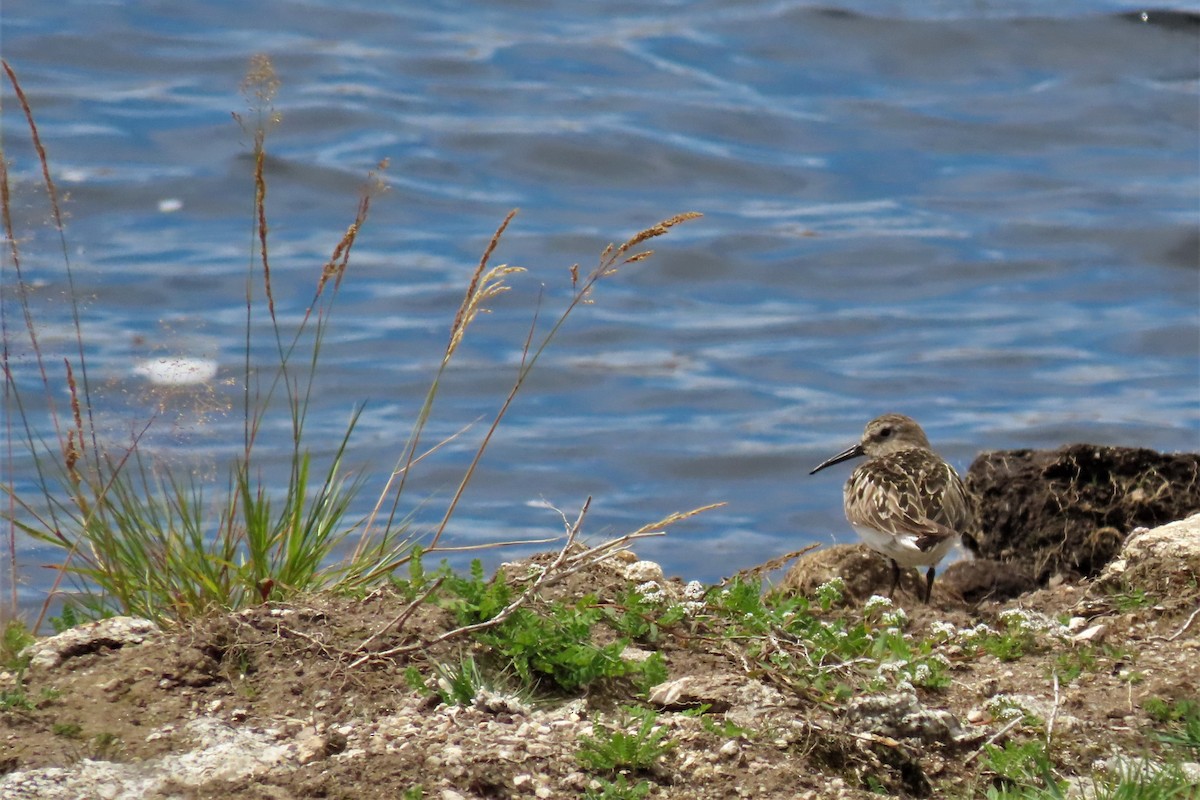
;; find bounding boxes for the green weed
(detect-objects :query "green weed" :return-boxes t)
[576,706,675,775]
[1144,698,1200,752]
[52,721,82,738]
[1,619,34,671]
[584,775,653,800]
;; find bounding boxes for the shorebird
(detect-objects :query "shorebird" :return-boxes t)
[809,413,971,603]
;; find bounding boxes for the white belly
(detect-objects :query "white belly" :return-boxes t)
[851,524,959,568]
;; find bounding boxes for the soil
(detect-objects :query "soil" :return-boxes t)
[964,445,1200,583]
[2,446,1199,800]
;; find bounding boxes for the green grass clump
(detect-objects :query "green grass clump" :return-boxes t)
[698,578,953,699]
[576,706,676,774]
[1,619,34,671]
[442,559,669,694]
[584,775,653,800]
[1145,698,1200,752]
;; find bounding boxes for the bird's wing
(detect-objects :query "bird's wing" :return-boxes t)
[844,456,968,550]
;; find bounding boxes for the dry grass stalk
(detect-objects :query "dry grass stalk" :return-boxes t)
[717,543,821,588]
[446,209,523,363]
[423,212,702,552]
[317,160,389,302]
[235,54,282,320]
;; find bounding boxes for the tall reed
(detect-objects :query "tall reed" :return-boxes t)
[1,55,700,628]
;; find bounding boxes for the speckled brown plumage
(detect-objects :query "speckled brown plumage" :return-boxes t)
[810,413,972,603]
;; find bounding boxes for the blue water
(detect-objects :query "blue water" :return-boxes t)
[3,1,1197,613]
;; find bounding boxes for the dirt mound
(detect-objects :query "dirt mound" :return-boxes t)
[4,519,1200,799]
[964,445,1200,584]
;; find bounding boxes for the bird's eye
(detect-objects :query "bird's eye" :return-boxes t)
[878,427,892,438]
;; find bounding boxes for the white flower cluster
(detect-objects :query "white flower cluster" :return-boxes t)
[819,620,850,641]
[955,622,998,643]
[997,608,1072,640]
[929,621,958,641]
[635,581,666,605]
[863,595,894,614]
[881,607,909,629]
[984,693,1040,724]
[681,580,706,616]
[815,576,845,606]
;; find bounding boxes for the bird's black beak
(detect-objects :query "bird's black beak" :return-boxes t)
[809,443,865,475]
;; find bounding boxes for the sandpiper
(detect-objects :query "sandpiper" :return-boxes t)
[809,413,971,603]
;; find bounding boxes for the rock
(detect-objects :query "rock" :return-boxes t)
[776,544,912,601]
[965,446,1200,583]
[648,673,785,718]
[1072,624,1107,644]
[294,727,347,764]
[21,617,158,670]
[843,692,980,745]
[0,716,295,798]
[1096,513,1200,595]
[622,560,665,583]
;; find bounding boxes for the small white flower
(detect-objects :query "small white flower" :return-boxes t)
[864,595,894,613]
[882,608,909,628]
[636,581,665,604]
[817,576,845,593]
[930,621,957,640]
[683,580,706,600]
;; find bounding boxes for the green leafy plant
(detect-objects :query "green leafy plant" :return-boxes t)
[1,619,34,671]
[1144,698,1200,752]
[435,559,667,695]
[682,705,749,739]
[52,722,82,738]
[431,655,488,707]
[982,739,1065,799]
[0,688,34,711]
[584,775,653,800]
[1110,585,1155,613]
[576,706,676,775]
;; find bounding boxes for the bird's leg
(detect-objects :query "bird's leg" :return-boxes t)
[888,559,900,598]
[923,566,936,604]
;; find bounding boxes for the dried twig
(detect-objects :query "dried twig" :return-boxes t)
[347,497,593,668]
[965,717,1023,764]
[715,543,820,588]
[1046,669,1061,747]
[1165,605,1200,642]
[354,575,447,656]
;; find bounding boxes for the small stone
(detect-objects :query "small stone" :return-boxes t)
[21,616,158,670]
[513,774,532,788]
[1073,624,1107,644]
[718,739,741,759]
[623,560,665,583]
